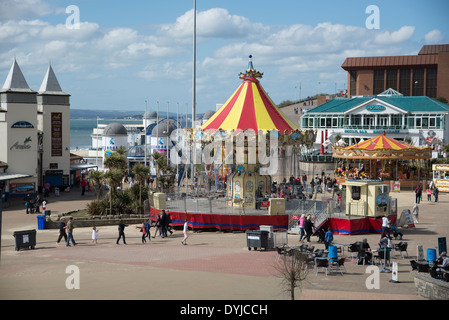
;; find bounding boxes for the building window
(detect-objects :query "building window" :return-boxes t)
[426,68,437,98]
[413,68,424,96]
[391,115,402,127]
[373,69,385,95]
[399,69,411,96]
[350,71,357,96]
[386,69,397,90]
[351,115,361,126]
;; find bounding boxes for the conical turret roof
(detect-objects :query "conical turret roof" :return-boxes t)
[1,59,34,92]
[201,55,298,133]
[39,64,69,95]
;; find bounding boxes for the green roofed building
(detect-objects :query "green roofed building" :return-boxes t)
[300,88,449,154]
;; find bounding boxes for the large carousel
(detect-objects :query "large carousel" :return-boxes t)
[150,56,316,231]
[332,132,432,182]
[195,55,315,209]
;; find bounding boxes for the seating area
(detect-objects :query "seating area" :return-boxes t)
[275,243,347,276]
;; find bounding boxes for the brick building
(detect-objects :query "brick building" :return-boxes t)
[342,44,449,102]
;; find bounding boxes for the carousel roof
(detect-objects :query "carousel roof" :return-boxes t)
[345,133,415,151]
[201,55,298,133]
[332,133,432,160]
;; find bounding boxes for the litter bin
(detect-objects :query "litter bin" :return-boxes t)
[427,248,437,263]
[44,210,51,216]
[37,214,46,230]
[328,245,338,262]
[13,229,36,251]
[246,230,269,251]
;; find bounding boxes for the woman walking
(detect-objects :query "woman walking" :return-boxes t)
[181,219,189,245]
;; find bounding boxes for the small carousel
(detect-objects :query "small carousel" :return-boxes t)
[332,132,432,182]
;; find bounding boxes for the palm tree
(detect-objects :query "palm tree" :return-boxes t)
[132,163,150,214]
[88,169,105,200]
[104,169,125,215]
[151,151,175,192]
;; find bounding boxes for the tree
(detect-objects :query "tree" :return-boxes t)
[104,169,125,215]
[274,251,309,300]
[151,151,175,192]
[88,169,105,200]
[132,163,150,214]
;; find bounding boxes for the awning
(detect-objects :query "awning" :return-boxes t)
[70,164,99,170]
[0,173,32,182]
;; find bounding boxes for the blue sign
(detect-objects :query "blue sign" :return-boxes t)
[11,121,34,128]
[366,105,385,112]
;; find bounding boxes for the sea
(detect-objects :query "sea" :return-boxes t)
[70,119,141,151]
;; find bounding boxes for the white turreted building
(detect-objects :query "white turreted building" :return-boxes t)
[0,59,71,200]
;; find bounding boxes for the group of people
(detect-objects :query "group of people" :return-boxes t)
[414,184,439,204]
[24,194,47,214]
[297,214,315,243]
[56,210,191,247]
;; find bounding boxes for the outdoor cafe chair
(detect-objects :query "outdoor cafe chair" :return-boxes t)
[314,258,330,276]
[330,258,346,275]
[393,242,409,259]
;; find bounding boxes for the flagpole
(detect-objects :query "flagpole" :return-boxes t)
[145,100,147,167]
[192,0,197,184]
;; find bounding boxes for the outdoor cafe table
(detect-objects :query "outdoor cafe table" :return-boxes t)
[334,243,350,257]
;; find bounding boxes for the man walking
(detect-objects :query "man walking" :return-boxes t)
[57,218,67,244]
[116,220,128,245]
[66,217,76,247]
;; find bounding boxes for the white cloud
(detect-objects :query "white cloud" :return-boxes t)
[374,26,415,45]
[424,29,444,44]
[0,0,53,19]
[158,8,269,42]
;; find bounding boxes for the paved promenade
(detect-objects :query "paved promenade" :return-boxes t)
[0,186,447,301]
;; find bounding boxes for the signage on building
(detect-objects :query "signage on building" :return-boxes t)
[10,137,32,150]
[366,104,386,112]
[344,129,401,134]
[11,121,34,128]
[51,112,63,157]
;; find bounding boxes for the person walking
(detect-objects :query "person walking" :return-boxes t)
[298,214,306,242]
[161,210,168,238]
[304,215,314,243]
[34,195,41,213]
[414,185,422,204]
[116,220,128,245]
[412,203,419,224]
[181,218,189,245]
[24,194,32,214]
[381,215,391,238]
[57,218,67,245]
[44,182,50,197]
[434,187,439,202]
[92,226,99,245]
[81,177,87,196]
[136,223,146,243]
[66,217,76,247]
[144,219,152,242]
[324,227,334,249]
[152,215,162,238]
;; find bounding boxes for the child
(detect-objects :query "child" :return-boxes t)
[181,219,189,245]
[137,223,146,243]
[92,226,99,245]
[42,200,47,212]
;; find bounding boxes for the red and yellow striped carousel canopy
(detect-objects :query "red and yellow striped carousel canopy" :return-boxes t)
[332,132,433,160]
[201,56,298,133]
[345,133,416,151]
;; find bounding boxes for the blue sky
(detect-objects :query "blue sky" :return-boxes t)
[1,0,448,114]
